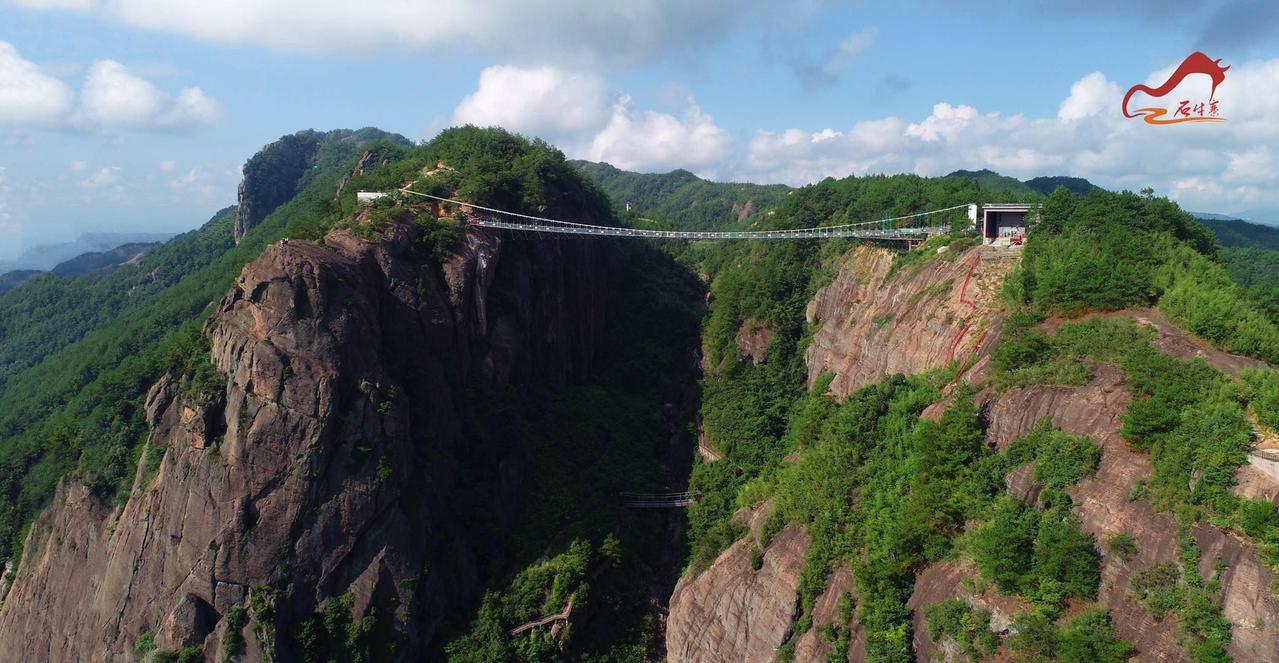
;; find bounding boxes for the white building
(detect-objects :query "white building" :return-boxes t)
[357,191,389,205]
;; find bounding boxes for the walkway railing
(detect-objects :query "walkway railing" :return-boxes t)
[396,188,968,242]
[619,491,700,508]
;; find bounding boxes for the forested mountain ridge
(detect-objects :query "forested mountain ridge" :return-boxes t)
[0,128,701,661]
[571,160,792,230]
[944,169,1101,197]
[1,125,1278,663]
[0,128,411,568]
[1202,216,1279,250]
[235,127,412,241]
[0,241,162,294]
[659,178,1279,661]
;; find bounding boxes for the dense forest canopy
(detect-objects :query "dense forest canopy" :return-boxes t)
[571,160,792,231]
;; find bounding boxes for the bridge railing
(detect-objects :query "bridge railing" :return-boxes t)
[619,491,701,508]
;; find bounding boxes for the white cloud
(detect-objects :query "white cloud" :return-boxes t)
[80,165,120,190]
[69,159,87,172]
[0,41,75,125]
[0,41,221,132]
[76,60,221,131]
[158,159,176,172]
[10,0,762,66]
[1058,71,1121,121]
[905,103,983,142]
[735,58,1279,219]
[453,65,609,137]
[166,166,228,199]
[582,96,734,175]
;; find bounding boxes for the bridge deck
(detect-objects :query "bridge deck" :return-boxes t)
[472,219,951,241]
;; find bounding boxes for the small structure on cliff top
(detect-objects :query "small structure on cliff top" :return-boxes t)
[980,203,1040,245]
[356,190,388,205]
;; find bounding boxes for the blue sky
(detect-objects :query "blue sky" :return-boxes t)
[1,0,1277,261]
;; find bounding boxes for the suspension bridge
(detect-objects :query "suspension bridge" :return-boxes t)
[619,491,701,508]
[395,188,970,242]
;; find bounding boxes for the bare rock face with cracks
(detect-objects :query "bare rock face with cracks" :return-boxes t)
[0,214,610,660]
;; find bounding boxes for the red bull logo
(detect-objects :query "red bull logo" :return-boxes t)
[1122,51,1228,125]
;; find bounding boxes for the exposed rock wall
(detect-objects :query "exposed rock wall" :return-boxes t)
[672,231,1279,662]
[962,359,1279,662]
[667,506,809,663]
[235,129,410,242]
[907,560,1030,662]
[806,244,1018,398]
[791,565,863,662]
[0,218,608,661]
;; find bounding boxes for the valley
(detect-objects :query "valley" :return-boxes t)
[0,127,1277,663]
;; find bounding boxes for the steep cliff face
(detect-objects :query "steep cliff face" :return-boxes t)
[670,235,1279,662]
[667,505,809,663]
[235,128,411,242]
[0,217,609,661]
[806,244,1018,398]
[670,243,1020,662]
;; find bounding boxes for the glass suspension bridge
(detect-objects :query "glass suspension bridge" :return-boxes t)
[397,188,971,242]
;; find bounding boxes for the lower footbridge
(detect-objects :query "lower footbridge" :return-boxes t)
[619,491,701,508]
[396,188,968,242]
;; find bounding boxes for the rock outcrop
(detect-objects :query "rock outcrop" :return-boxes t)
[806,244,1018,398]
[235,128,411,242]
[671,230,1279,662]
[735,317,774,364]
[958,350,1279,661]
[667,506,809,663]
[0,216,609,661]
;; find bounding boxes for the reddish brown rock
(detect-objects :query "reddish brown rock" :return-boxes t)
[791,565,863,662]
[806,245,1016,398]
[667,506,808,663]
[908,560,1031,662]
[980,360,1279,661]
[1039,309,1265,377]
[0,218,610,661]
[736,317,774,364]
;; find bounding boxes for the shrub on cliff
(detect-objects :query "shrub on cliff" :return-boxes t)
[1011,187,1279,365]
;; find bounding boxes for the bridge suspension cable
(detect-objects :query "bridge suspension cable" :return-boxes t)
[395,188,970,242]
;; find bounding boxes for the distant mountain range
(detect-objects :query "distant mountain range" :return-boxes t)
[1198,217,1279,250]
[943,169,1101,197]
[0,231,174,273]
[0,240,163,294]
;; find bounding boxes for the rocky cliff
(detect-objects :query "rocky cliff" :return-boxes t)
[670,243,1022,661]
[806,243,1018,398]
[669,240,1279,662]
[0,214,609,660]
[235,128,411,242]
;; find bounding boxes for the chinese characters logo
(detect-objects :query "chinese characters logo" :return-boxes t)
[1122,51,1228,125]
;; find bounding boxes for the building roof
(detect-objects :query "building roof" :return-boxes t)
[982,202,1041,211]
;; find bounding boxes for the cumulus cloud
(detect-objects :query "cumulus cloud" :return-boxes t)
[582,96,734,175]
[0,41,222,132]
[736,57,1279,219]
[1058,72,1122,120]
[453,66,609,137]
[76,60,221,130]
[0,41,75,125]
[8,0,763,66]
